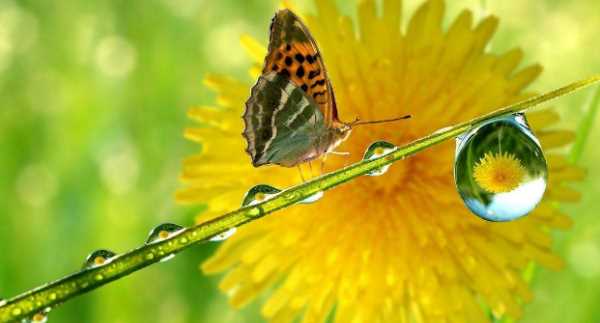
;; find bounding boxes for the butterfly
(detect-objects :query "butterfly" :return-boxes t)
[243,9,409,168]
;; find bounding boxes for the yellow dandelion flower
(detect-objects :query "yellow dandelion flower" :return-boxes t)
[473,152,527,193]
[177,0,585,322]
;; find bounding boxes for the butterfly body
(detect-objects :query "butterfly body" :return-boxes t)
[243,9,350,168]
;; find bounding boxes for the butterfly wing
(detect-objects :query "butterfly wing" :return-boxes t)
[263,9,341,127]
[243,72,328,167]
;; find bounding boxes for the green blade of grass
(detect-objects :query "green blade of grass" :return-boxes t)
[569,85,600,163]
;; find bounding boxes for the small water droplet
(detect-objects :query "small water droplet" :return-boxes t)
[280,191,301,203]
[363,141,397,176]
[145,253,156,261]
[454,114,547,221]
[94,274,104,281]
[160,254,176,263]
[11,307,22,316]
[82,249,117,269]
[145,223,184,244]
[242,184,281,206]
[298,191,324,204]
[29,312,48,323]
[209,227,237,242]
[432,126,453,134]
[246,207,262,218]
[48,293,57,301]
[20,305,52,322]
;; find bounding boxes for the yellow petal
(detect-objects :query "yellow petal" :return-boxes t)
[241,34,267,63]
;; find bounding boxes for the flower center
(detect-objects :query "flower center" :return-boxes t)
[158,230,170,239]
[94,256,107,266]
[373,147,385,155]
[473,152,526,193]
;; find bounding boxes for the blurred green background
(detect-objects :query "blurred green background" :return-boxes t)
[1,0,599,322]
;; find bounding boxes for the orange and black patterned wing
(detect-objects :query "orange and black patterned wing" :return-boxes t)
[262,9,340,126]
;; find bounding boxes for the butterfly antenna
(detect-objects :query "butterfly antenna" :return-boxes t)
[350,115,411,127]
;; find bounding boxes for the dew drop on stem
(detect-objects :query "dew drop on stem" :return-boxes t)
[454,113,547,221]
[363,141,397,176]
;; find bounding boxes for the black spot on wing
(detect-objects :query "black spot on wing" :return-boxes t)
[308,69,320,80]
[313,91,326,99]
[311,79,326,88]
[285,56,293,66]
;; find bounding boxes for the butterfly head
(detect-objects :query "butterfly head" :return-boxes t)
[333,122,353,142]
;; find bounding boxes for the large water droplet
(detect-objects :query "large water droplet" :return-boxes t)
[242,184,281,206]
[209,227,237,241]
[363,141,397,176]
[83,249,117,269]
[145,223,184,244]
[454,114,547,221]
[0,298,6,306]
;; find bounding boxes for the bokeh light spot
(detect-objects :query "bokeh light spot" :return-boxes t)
[94,35,137,78]
[15,163,58,208]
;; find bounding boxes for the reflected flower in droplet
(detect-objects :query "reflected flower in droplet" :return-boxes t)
[83,249,118,269]
[242,184,281,206]
[146,223,184,244]
[29,312,48,323]
[363,141,397,176]
[454,114,547,221]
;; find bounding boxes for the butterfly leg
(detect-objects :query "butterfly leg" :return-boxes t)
[329,151,350,156]
[297,165,306,183]
[308,161,314,178]
[329,151,352,167]
[331,151,351,167]
[319,154,329,175]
